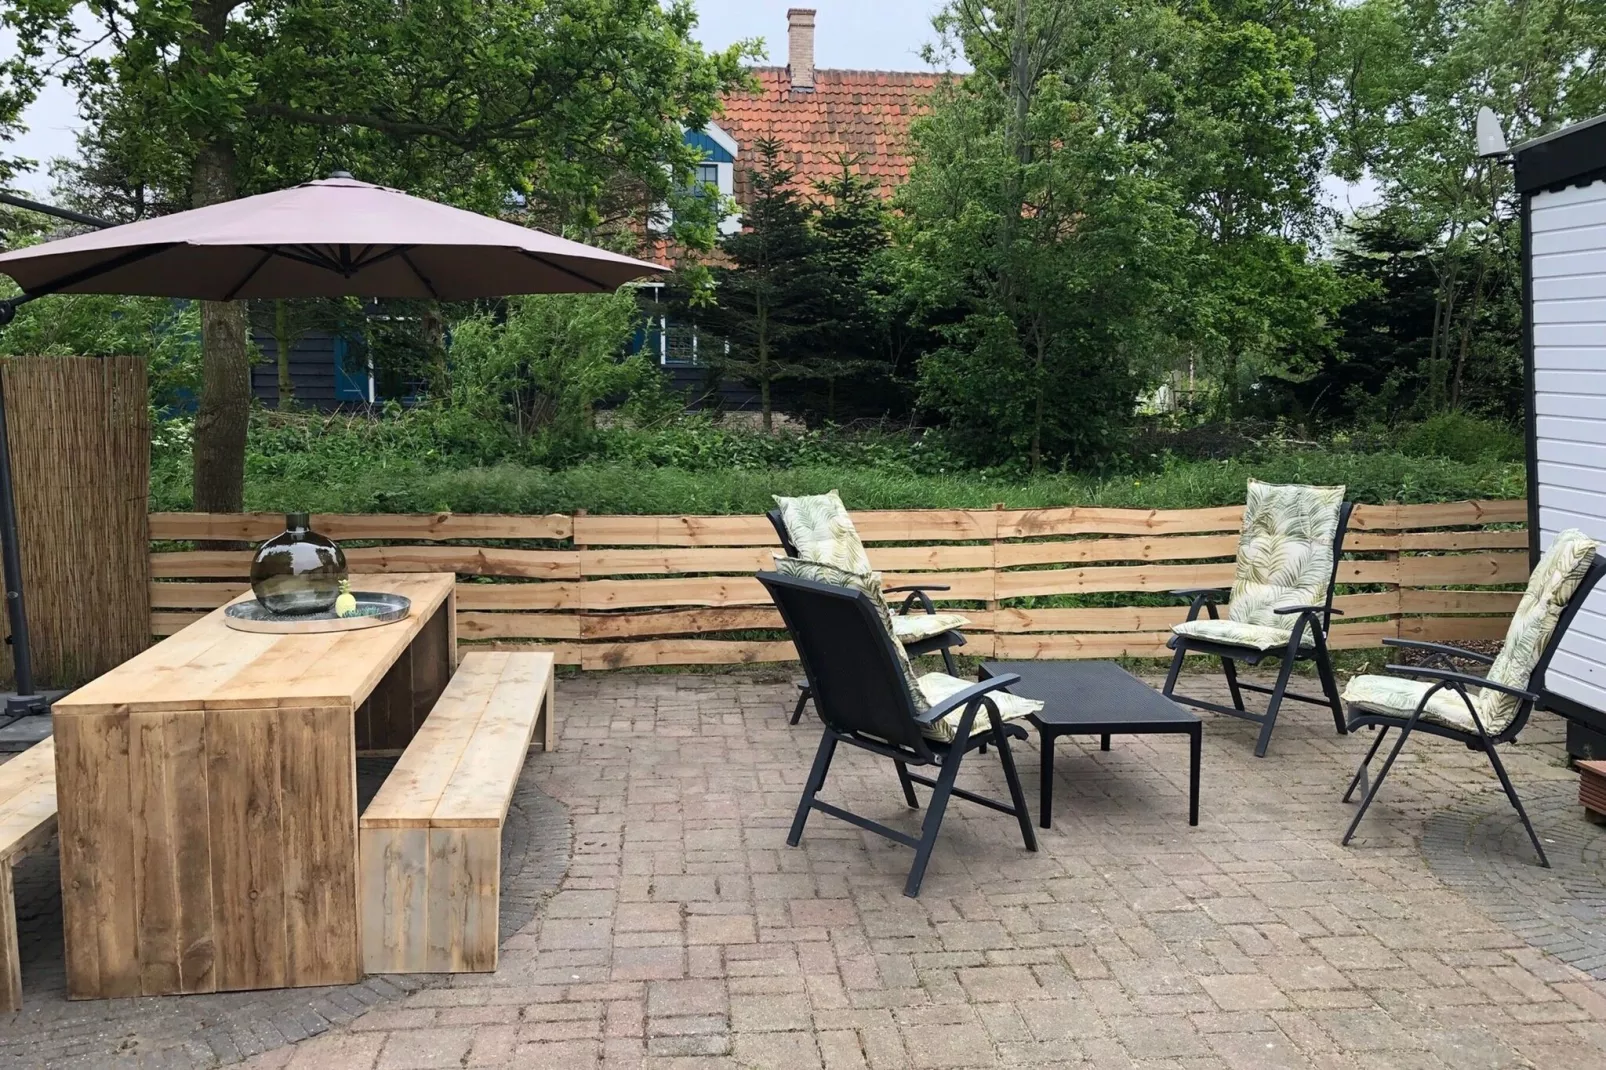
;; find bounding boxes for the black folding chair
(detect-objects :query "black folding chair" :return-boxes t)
[1341,547,1606,868]
[1161,500,1354,758]
[769,508,967,724]
[757,570,1036,898]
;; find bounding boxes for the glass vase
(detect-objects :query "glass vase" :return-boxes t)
[249,513,349,615]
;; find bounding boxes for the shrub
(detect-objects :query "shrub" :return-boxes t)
[1397,412,1523,464]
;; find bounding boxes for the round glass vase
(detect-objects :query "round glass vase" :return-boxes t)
[249,513,349,615]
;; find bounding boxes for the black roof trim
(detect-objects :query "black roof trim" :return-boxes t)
[1514,112,1606,194]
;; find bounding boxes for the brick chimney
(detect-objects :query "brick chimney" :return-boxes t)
[787,8,816,91]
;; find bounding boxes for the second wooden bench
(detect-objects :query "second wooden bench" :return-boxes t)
[360,650,555,973]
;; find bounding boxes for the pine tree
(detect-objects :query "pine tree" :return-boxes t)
[698,138,830,430]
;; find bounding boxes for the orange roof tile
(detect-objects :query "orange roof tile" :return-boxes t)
[716,67,943,204]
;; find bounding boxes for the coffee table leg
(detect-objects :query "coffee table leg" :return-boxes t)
[1100,733,1111,751]
[1039,733,1055,830]
[1188,725,1201,826]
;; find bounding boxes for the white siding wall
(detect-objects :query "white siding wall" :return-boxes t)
[1533,177,1606,713]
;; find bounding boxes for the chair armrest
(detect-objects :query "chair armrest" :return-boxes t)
[886,585,949,615]
[885,585,951,593]
[1273,604,1344,616]
[1383,664,1538,703]
[913,674,1021,725]
[1172,587,1227,623]
[1381,637,1494,665]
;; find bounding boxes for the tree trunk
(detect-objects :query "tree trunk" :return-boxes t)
[190,141,251,513]
[758,301,772,432]
[187,0,251,513]
[273,300,295,409]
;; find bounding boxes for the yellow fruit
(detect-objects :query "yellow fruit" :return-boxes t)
[335,579,358,618]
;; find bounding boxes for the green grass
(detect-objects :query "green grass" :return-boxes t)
[152,412,1524,514]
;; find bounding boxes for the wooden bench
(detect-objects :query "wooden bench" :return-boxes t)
[360,651,555,974]
[0,739,57,1012]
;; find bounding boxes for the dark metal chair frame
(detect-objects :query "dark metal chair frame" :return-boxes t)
[1341,552,1606,868]
[768,508,966,725]
[757,570,1037,898]
[1161,501,1355,758]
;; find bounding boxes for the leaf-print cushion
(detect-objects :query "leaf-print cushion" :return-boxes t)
[1341,674,1484,733]
[1476,527,1597,731]
[773,491,874,575]
[914,672,1043,744]
[1227,480,1346,634]
[892,612,973,643]
[1341,528,1597,736]
[1171,618,1315,651]
[772,555,925,703]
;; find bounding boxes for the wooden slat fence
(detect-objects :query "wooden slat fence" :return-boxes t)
[148,500,1530,669]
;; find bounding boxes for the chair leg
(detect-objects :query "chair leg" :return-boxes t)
[894,760,920,809]
[1342,727,1389,803]
[940,644,958,676]
[788,731,838,848]
[904,742,965,898]
[1342,717,1418,846]
[1221,657,1246,712]
[791,685,811,726]
[1483,742,1550,868]
[988,720,1037,853]
[1313,638,1346,735]
[1162,645,1186,697]
[1252,655,1297,758]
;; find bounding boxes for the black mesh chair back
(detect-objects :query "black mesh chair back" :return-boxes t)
[757,571,935,761]
[766,509,801,558]
[1319,502,1355,634]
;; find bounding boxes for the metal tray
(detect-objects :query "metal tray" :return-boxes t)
[223,592,412,634]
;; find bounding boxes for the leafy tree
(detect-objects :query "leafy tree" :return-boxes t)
[1148,0,1348,416]
[795,158,907,422]
[904,0,1191,471]
[446,291,653,445]
[1330,0,1606,412]
[1,0,752,510]
[697,138,833,431]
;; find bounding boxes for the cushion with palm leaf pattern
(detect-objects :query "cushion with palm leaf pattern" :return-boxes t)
[773,491,874,575]
[1222,480,1345,635]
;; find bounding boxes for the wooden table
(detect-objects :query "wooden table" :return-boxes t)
[52,573,456,999]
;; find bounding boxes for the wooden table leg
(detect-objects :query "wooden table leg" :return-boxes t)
[1100,733,1111,751]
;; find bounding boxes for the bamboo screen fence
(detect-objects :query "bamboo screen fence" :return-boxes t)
[5,356,150,687]
[147,500,1529,669]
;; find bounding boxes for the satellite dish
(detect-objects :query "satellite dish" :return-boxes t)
[1476,107,1509,158]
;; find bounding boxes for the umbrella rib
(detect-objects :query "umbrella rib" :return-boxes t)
[254,244,340,272]
[348,245,416,273]
[223,249,277,301]
[21,242,180,298]
[399,251,442,299]
[515,249,610,291]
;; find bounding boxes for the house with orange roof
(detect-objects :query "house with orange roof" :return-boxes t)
[644,8,941,403]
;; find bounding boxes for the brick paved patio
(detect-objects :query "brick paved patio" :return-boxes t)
[21,668,1606,1069]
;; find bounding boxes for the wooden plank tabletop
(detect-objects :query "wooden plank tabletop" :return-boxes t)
[55,573,453,716]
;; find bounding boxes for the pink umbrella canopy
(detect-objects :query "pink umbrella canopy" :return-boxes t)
[0,174,665,300]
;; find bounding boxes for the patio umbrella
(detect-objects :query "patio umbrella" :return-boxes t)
[0,172,664,301]
[0,172,665,725]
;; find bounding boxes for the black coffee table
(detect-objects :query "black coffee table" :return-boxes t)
[980,661,1201,829]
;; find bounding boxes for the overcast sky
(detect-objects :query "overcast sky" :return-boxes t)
[5,0,1371,209]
